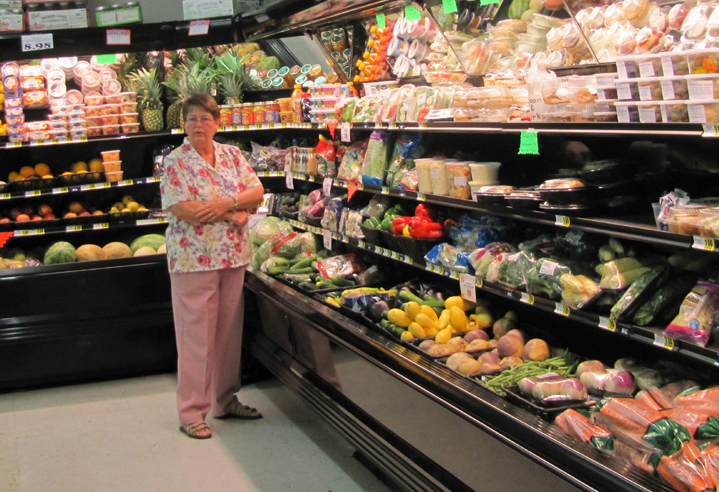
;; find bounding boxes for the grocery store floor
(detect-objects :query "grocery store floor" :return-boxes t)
[0,373,395,492]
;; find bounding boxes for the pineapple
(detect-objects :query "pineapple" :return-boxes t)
[214,52,249,105]
[128,68,164,132]
[162,70,183,129]
[217,72,244,105]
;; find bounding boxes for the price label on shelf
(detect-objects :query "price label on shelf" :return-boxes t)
[702,125,719,137]
[459,273,477,303]
[170,128,184,135]
[389,250,400,260]
[520,292,535,305]
[448,270,460,280]
[99,182,111,189]
[0,193,10,200]
[285,171,294,190]
[654,334,677,351]
[16,229,43,236]
[117,180,133,187]
[357,239,366,249]
[598,317,617,332]
[188,19,210,36]
[24,190,41,197]
[106,29,131,45]
[5,142,21,148]
[93,223,109,230]
[52,187,68,195]
[693,236,716,251]
[66,225,83,233]
[323,229,332,250]
[380,186,389,195]
[554,302,571,316]
[21,33,53,52]
[555,215,571,227]
[341,122,351,142]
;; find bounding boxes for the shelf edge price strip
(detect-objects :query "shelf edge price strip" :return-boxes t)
[554,302,571,316]
[93,223,109,230]
[555,215,571,227]
[66,225,83,233]
[16,229,44,236]
[0,193,11,200]
[520,292,535,305]
[52,187,69,195]
[693,236,715,251]
[24,190,42,197]
[654,334,677,351]
[598,316,617,332]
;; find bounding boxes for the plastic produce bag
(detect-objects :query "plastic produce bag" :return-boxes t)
[316,253,364,279]
[270,232,302,259]
[665,280,719,346]
[359,195,390,219]
[299,232,320,255]
[632,274,697,327]
[497,251,535,289]
[321,196,344,232]
[343,210,364,239]
[315,135,336,178]
[554,409,614,452]
[657,442,714,492]
[337,140,368,182]
[397,167,418,191]
[424,243,473,274]
[560,274,602,309]
[449,214,509,251]
[301,189,327,219]
[352,96,385,123]
[360,131,391,187]
[335,96,358,123]
[468,242,517,279]
[250,216,293,248]
[610,266,666,320]
[248,142,289,171]
[526,257,594,301]
[599,258,659,290]
[385,133,423,187]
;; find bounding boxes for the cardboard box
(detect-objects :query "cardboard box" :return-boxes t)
[27,7,88,31]
[0,9,23,32]
[182,0,235,20]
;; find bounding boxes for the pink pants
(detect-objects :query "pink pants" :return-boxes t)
[170,266,246,425]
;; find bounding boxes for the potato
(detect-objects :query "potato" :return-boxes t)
[477,362,502,375]
[418,340,435,352]
[466,338,490,352]
[446,336,467,351]
[576,360,606,376]
[492,318,516,339]
[446,352,473,371]
[464,329,489,342]
[487,339,498,349]
[499,356,524,370]
[427,344,451,357]
[457,358,482,376]
[497,334,524,359]
[522,338,550,362]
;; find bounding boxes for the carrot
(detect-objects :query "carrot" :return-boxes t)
[555,409,611,443]
[660,409,713,439]
[613,440,655,474]
[600,398,663,431]
[657,454,712,492]
[699,444,719,488]
[636,390,662,411]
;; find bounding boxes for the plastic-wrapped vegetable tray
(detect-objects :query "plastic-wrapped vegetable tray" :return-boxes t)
[502,385,596,421]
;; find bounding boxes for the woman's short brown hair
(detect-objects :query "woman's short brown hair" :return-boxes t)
[181,94,220,122]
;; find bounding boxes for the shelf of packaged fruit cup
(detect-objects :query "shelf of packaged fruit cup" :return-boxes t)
[10,215,167,239]
[0,176,161,201]
[289,174,714,253]
[281,216,719,374]
[2,130,177,150]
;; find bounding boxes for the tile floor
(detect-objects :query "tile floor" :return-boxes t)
[0,374,394,492]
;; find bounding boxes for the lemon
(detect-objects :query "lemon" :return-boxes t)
[34,163,50,176]
[127,201,140,211]
[8,171,20,182]
[20,166,35,178]
[122,195,134,205]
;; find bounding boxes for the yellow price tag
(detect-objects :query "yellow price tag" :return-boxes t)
[520,293,535,305]
[554,303,571,316]
[87,184,97,190]
[476,278,483,289]
[66,225,82,232]
[25,190,41,197]
[693,236,715,251]
[0,193,10,200]
[598,317,617,332]
[93,223,109,230]
[654,334,676,350]
[381,187,389,195]
[555,215,571,227]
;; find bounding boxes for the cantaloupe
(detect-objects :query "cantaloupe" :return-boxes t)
[76,244,106,262]
[134,246,156,256]
[103,242,132,259]
[156,244,166,254]
[44,241,76,264]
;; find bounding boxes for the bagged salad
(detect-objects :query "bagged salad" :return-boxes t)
[665,280,719,346]
[337,139,368,182]
[361,131,391,187]
[385,133,423,187]
[425,243,473,274]
[468,242,517,279]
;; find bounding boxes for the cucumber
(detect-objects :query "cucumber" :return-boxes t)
[267,266,289,275]
[331,276,356,287]
[288,267,314,274]
[299,281,319,291]
[289,257,316,271]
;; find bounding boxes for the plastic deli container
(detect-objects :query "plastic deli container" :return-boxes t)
[686,74,719,100]
[101,115,120,126]
[660,52,690,77]
[102,124,120,135]
[415,158,433,194]
[636,77,663,101]
[121,123,139,134]
[659,101,689,123]
[687,99,719,124]
[87,126,102,137]
[613,101,640,123]
[597,86,618,100]
[687,49,719,74]
[446,162,472,199]
[430,159,450,196]
[637,54,664,78]
[120,102,137,113]
[661,76,689,100]
[469,162,501,184]
[101,150,120,162]
[105,171,123,183]
[103,161,121,172]
[615,80,639,101]
[614,55,640,79]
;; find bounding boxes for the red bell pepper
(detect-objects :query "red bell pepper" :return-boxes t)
[415,203,435,219]
[410,220,443,239]
[391,216,412,235]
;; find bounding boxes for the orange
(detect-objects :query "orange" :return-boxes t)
[69,201,83,214]
[8,171,20,181]
[71,161,87,173]
[20,166,35,178]
[89,158,103,172]
[34,163,50,176]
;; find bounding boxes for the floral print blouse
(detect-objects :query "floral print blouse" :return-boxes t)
[160,138,261,273]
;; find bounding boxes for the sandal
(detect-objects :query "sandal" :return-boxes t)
[215,398,262,420]
[179,421,212,439]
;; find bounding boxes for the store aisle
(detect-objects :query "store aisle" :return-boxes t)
[0,374,394,492]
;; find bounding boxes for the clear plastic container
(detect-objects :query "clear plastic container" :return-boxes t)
[119,113,138,124]
[469,162,501,184]
[687,49,719,74]
[667,204,705,235]
[686,74,719,100]
[659,101,689,123]
[660,52,689,76]
[699,208,719,237]
[105,171,123,183]
[415,158,433,194]
[87,126,102,137]
[637,54,664,78]
[121,123,139,134]
[69,129,87,139]
[84,93,104,106]
[102,124,120,136]
[430,159,450,196]
[615,80,639,101]
[101,150,120,162]
[446,161,472,199]
[119,92,137,103]
[101,115,119,126]
[120,101,137,113]
[614,102,640,123]
[660,76,689,100]
[68,119,87,130]
[104,93,122,104]
[636,77,663,101]
[98,104,120,116]
[687,99,719,123]
[634,101,662,123]
[102,161,121,172]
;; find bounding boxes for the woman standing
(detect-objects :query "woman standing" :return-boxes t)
[161,94,265,439]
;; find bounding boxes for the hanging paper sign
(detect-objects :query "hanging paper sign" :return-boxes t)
[518,130,539,155]
[341,122,351,142]
[376,13,386,29]
[405,5,422,20]
[21,33,53,52]
[442,0,458,13]
[459,273,477,303]
[323,178,333,196]
[188,19,210,36]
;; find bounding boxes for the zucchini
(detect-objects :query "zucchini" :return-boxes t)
[287,267,314,274]
[331,276,356,287]
[289,256,316,271]
[609,266,665,320]
[267,266,289,275]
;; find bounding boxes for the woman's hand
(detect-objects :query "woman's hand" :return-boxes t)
[194,198,233,223]
[231,210,249,228]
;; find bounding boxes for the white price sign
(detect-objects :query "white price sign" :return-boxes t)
[106,29,131,45]
[341,122,351,142]
[285,171,294,190]
[323,178,333,196]
[188,19,210,36]
[459,273,477,303]
[21,33,53,52]
[323,229,332,250]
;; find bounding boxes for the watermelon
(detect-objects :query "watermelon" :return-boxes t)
[76,244,107,262]
[508,0,531,19]
[255,56,280,71]
[44,241,76,264]
[130,234,165,254]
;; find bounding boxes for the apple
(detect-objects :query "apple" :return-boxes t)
[0,218,10,223]
[79,211,90,216]
[43,213,56,220]
[22,205,33,216]
[38,204,52,216]
[9,207,21,220]
[32,215,43,221]
[15,213,30,222]
[64,212,77,218]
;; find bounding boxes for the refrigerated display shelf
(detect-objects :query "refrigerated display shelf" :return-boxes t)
[8,216,166,238]
[245,268,676,492]
[281,218,719,373]
[0,176,161,201]
[1,130,178,150]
